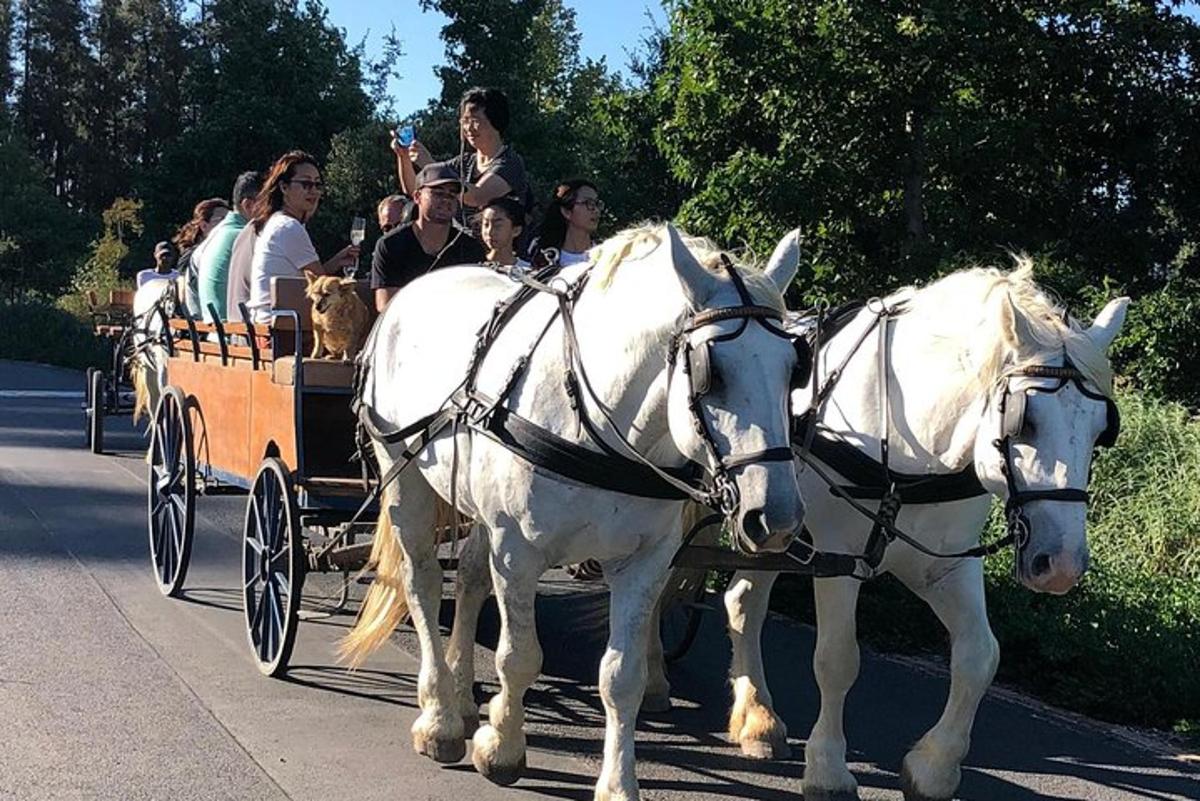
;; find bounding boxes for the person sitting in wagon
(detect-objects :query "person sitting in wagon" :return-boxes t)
[369,163,485,313]
[136,241,180,288]
[391,86,534,227]
[245,150,360,324]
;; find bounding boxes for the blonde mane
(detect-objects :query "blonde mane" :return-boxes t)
[589,223,785,312]
[893,256,1114,395]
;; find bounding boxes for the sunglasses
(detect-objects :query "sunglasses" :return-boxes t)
[573,198,605,213]
[288,179,324,193]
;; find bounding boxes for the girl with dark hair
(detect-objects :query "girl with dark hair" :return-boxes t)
[174,197,230,317]
[531,179,603,267]
[391,86,533,220]
[245,150,359,323]
[479,196,529,269]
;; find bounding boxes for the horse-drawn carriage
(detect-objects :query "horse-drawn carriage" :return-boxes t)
[134,224,1130,801]
[146,277,381,675]
[82,288,138,453]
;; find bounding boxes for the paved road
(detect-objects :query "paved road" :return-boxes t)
[1,359,1196,801]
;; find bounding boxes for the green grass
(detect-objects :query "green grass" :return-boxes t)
[0,298,109,371]
[771,390,1200,732]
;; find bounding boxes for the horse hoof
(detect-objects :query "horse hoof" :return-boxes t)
[474,753,526,786]
[803,789,860,801]
[739,735,791,760]
[640,693,672,714]
[900,763,953,801]
[414,732,466,764]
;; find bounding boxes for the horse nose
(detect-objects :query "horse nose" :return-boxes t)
[737,507,794,553]
[1024,549,1087,595]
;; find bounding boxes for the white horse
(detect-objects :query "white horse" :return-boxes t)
[342,224,806,800]
[130,276,179,424]
[648,259,1129,801]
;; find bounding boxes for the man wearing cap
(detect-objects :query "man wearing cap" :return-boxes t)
[371,162,486,312]
[136,241,180,288]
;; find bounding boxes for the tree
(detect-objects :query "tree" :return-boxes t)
[0,0,13,105]
[0,112,93,299]
[14,0,92,200]
[653,0,1200,299]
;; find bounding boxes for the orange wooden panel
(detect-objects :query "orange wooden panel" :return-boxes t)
[249,369,298,471]
[167,357,254,482]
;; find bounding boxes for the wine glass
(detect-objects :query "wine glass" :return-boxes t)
[347,216,366,278]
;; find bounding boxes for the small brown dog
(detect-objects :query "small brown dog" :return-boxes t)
[304,270,370,360]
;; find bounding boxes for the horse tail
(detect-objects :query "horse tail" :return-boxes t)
[339,491,408,667]
[131,358,149,423]
[339,486,457,666]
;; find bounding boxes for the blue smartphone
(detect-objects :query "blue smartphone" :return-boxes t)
[397,125,416,147]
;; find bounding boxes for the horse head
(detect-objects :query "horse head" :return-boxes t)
[970,274,1129,594]
[663,225,805,554]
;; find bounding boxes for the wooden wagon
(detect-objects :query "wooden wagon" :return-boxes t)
[82,288,137,453]
[148,277,378,675]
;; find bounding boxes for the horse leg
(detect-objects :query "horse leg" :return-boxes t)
[893,558,998,801]
[802,576,863,801]
[447,523,491,737]
[471,529,543,786]
[726,570,789,759]
[391,469,466,763]
[641,581,672,714]
[595,536,677,801]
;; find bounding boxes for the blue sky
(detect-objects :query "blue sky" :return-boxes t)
[324,0,668,117]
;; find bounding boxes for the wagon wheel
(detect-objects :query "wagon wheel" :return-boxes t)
[659,565,711,664]
[147,386,196,596]
[83,367,97,447]
[242,457,305,677]
[89,369,106,454]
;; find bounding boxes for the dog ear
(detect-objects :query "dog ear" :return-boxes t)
[303,269,318,285]
[339,278,358,290]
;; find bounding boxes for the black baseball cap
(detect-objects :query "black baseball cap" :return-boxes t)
[415,162,464,191]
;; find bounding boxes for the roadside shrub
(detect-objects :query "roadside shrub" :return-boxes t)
[0,298,108,370]
[772,390,1200,731]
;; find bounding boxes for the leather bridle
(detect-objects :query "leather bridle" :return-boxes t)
[992,362,1120,553]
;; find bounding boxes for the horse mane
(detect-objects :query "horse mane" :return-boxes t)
[590,222,785,312]
[892,255,1114,396]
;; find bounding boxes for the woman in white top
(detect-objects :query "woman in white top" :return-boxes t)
[528,179,603,268]
[246,150,358,323]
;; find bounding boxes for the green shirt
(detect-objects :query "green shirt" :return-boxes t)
[197,210,247,322]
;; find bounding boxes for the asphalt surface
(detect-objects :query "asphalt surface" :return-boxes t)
[0,358,1196,801]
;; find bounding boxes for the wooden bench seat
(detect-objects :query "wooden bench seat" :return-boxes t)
[271,355,356,388]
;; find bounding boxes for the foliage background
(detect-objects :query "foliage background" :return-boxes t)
[0,0,1198,732]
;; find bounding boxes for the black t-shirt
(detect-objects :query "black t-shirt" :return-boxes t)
[370,222,486,291]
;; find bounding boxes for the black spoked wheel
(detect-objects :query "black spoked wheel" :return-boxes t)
[242,457,305,677]
[89,369,106,454]
[147,387,196,596]
[660,566,710,664]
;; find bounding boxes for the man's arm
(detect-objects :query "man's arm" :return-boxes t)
[375,287,397,313]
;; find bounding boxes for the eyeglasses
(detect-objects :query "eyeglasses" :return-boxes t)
[288,179,324,193]
[573,198,605,213]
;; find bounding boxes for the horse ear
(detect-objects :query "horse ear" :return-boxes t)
[1086,297,1130,351]
[763,228,801,294]
[667,223,716,307]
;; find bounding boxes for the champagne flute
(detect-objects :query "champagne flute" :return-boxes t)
[348,216,366,278]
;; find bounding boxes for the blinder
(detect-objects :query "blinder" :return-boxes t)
[687,340,713,395]
[791,336,812,390]
[999,370,1120,449]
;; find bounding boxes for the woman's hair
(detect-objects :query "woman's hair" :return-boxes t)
[459,86,510,135]
[535,179,597,251]
[479,196,526,230]
[251,150,319,233]
[173,198,230,249]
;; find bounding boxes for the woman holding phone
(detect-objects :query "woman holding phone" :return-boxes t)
[391,87,533,222]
